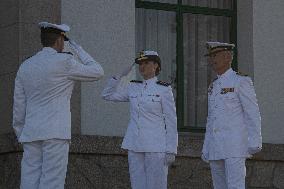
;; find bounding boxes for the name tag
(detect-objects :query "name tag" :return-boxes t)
[221,88,234,94]
[147,94,160,97]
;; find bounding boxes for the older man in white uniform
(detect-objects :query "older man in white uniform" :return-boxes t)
[202,42,262,189]
[13,22,104,189]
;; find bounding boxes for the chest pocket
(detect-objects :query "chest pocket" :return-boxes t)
[221,91,240,109]
[142,94,162,114]
[129,94,138,104]
[145,94,161,102]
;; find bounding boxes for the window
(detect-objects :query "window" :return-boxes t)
[135,0,237,132]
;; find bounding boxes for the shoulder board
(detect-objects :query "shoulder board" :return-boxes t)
[58,52,73,55]
[130,80,143,83]
[156,80,171,87]
[212,77,218,82]
[236,72,248,77]
[23,54,35,62]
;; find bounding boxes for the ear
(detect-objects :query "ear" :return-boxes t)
[54,37,61,46]
[154,62,158,69]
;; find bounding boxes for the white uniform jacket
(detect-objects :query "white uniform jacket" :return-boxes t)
[13,47,104,142]
[102,77,178,154]
[202,68,262,160]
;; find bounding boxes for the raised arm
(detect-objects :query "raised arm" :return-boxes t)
[101,77,129,102]
[67,40,104,81]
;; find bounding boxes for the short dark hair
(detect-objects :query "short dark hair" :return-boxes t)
[152,56,161,76]
[40,28,62,47]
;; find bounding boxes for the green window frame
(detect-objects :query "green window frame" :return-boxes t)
[135,0,237,132]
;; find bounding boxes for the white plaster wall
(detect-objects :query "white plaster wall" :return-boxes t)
[62,0,135,136]
[253,0,284,144]
[237,0,254,76]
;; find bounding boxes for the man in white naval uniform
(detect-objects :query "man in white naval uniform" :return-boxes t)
[13,22,104,189]
[202,42,262,189]
[102,51,178,189]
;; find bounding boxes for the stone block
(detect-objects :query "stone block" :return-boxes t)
[71,82,81,134]
[19,0,61,24]
[0,73,17,134]
[0,25,19,74]
[0,135,283,189]
[66,155,102,188]
[253,143,284,161]
[66,154,131,189]
[0,133,21,153]
[100,156,130,189]
[0,0,18,28]
[0,153,21,189]
[168,158,212,189]
[177,133,204,157]
[19,23,42,62]
[18,0,61,61]
[248,161,275,188]
[70,135,126,155]
[273,163,284,189]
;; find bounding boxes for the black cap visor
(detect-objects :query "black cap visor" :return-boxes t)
[41,27,69,41]
[135,55,160,64]
[204,48,233,57]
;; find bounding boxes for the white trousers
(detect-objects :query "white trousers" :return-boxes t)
[128,151,168,189]
[209,158,246,189]
[20,139,70,189]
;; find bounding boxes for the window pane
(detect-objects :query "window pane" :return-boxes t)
[136,8,177,96]
[140,0,177,4]
[183,14,231,128]
[182,0,233,9]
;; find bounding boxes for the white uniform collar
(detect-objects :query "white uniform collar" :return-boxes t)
[42,47,58,54]
[217,68,234,79]
[143,76,158,85]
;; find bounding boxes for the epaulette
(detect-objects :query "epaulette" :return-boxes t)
[236,72,248,77]
[59,52,73,55]
[130,80,143,83]
[156,80,170,87]
[23,55,34,62]
[212,77,218,82]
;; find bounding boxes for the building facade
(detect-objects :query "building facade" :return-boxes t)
[0,0,283,188]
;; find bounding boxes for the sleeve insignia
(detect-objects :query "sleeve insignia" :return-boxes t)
[59,52,73,55]
[236,72,248,77]
[23,55,34,62]
[156,80,171,87]
[130,80,143,83]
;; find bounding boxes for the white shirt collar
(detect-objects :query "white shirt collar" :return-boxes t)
[42,47,58,54]
[217,68,234,79]
[143,76,158,85]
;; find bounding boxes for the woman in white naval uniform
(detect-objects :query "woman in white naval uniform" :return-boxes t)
[102,50,178,189]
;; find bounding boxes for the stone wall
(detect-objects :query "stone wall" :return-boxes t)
[0,134,283,189]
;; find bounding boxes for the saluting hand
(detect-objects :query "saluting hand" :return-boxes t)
[69,40,82,51]
[114,63,134,79]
